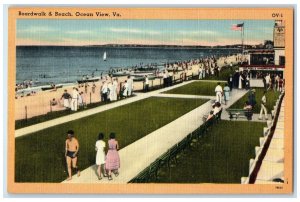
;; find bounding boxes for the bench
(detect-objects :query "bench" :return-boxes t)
[226,109,253,120]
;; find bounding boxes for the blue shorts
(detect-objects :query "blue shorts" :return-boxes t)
[66,151,77,159]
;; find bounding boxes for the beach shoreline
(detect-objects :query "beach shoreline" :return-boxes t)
[15,54,241,121]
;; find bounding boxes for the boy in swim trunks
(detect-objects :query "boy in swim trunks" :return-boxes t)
[65,130,80,181]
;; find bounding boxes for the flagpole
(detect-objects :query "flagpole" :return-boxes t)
[242,22,244,55]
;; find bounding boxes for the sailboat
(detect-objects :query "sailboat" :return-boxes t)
[103,51,107,61]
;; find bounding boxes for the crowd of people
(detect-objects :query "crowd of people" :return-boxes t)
[60,88,87,111]
[262,73,285,92]
[211,79,276,121]
[58,75,135,111]
[65,130,120,181]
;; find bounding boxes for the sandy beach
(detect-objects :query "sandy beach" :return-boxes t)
[15,54,240,120]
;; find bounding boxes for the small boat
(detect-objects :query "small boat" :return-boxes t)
[41,84,63,91]
[112,71,130,77]
[103,51,107,61]
[131,72,156,81]
[77,76,100,84]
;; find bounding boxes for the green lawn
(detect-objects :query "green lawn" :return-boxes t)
[164,81,226,96]
[15,97,208,182]
[229,88,280,113]
[151,121,265,183]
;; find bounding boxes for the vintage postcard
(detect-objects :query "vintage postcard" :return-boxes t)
[7,7,293,194]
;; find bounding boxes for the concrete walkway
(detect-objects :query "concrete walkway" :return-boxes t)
[63,88,249,184]
[63,99,213,184]
[16,80,195,137]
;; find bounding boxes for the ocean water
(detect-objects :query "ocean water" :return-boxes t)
[16,46,240,85]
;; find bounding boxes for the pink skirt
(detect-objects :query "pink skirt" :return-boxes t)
[105,150,120,170]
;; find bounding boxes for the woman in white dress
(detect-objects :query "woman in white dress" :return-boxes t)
[111,79,118,101]
[238,73,244,89]
[107,82,113,101]
[95,133,106,180]
[122,80,128,97]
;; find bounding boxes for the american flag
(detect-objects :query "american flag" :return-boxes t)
[231,23,244,31]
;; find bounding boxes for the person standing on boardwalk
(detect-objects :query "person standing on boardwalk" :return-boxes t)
[71,87,80,111]
[122,80,128,98]
[144,75,149,92]
[84,82,89,94]
[65,130,80,181]
[215,82,223,103]
[259,91,268,120]
[92,82,96,94]
[265,73,271,89]
[127,75,133,96]
[238,72,244,89]
[198,65,203,80]
[61,89,71,109]
[95,133,107,180]
[223,83,230,105]
[111,78,118,101]
[278,77,284,92]
[105,133,120,180]
[227,74,233,91]
[101,81,108,103]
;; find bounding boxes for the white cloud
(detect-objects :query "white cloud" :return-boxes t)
[18,26,55,33]
[64,30,93,35]
[178,30,218,36]
[108,28,160,35]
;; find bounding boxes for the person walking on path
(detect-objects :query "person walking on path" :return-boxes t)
[71,87,80,111]
[95,133,107,180]
[105,133,120,180]
[61,89,71,109]
[223,83,230,105]
[259,91,268,120]
[215,82,223,103]
[65,130,80,181]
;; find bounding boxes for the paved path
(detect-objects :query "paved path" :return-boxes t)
[63,88,249,184]
[63,99,213,184]
[15,80,195,137]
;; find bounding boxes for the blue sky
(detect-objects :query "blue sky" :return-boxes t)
[16,19,274,46]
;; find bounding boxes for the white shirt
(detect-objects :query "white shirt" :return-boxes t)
[261,95,267,104]
[213,106,221,115]
[102,83,108,93]
[72,89,79,99]
[127,78,133,88]
[215,85,223,93]
[265,75,271,84]
[145,77,149,85]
